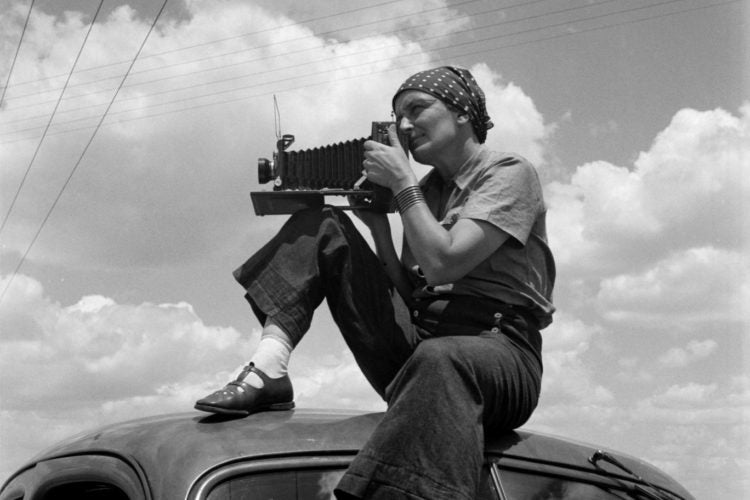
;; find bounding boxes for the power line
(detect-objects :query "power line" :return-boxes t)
[0,0,438,92]
[0,0,736,144]
[0,0,695,136]
[0,0,35,106]
[0,0,736,301]
[86,0,740,129]
[0,0,532,130]
[0,0,105,238]
[0,0,497,106]
[0,0,170,305]
[0,0,553,132]
[0,0,694,124]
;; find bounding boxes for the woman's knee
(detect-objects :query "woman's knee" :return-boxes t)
[411,338,459,366]
[403,338,479,385]
[411,337,484,367]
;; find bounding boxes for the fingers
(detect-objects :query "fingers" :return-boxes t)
[387,123,401,147]
[364,139,382,151]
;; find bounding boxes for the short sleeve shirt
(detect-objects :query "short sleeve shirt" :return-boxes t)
[402,147,556,328]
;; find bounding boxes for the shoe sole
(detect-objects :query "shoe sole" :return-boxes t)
[194,401,295,416]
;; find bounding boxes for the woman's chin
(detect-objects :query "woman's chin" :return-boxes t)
[410,143,431,164]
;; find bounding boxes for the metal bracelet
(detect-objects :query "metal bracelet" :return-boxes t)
[394,185,425,213]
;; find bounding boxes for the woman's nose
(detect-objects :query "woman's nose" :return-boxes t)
[398,116,413,133]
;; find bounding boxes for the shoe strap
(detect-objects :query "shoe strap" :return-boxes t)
[236,362,271,384]
[227,380,255,393]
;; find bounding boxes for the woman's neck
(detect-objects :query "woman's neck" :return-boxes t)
[433,136,482,180]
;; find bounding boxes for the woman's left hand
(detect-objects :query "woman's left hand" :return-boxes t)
[347,195,388,231]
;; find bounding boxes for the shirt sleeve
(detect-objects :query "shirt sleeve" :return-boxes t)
[460,155,543,245]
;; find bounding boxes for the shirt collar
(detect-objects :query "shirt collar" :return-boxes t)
[419,146,490,192]
[451,145,489,190]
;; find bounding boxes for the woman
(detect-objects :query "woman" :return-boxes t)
[196,66,555,500]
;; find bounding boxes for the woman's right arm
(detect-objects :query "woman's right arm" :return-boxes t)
[358,212,414,301]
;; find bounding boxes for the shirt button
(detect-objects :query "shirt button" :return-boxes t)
[494,312,503,319]
[491,327,500,333]
[413,310,419,318]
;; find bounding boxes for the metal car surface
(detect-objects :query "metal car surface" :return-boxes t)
[0,409,694,500]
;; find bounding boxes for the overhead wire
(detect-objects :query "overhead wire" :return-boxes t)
[0,0,539,134]
[0,0,708,125]
[0,0,483,94]
[0,0,105,238]
[0,0,737,144]
[130,0,732,122]
[0,0,553,135]
[0,0,170,304]
[0,0,686,134]
[0,0,738,302]
[0,0,505,107]
[2,0,411,90]
[0,0,35,106]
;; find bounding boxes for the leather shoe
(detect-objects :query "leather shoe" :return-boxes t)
[195,363,294,416]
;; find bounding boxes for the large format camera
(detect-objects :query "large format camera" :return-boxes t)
[250,122,408,215]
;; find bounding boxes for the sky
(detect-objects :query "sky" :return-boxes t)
[0,0,747,497]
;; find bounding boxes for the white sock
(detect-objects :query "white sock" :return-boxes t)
[245,324,293,389]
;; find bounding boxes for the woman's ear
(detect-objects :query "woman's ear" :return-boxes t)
[455,112,470,125]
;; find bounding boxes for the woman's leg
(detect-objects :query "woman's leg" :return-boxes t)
[233,206,416,397]
[336,327,542,500]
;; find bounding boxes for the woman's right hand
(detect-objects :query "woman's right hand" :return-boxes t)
[363,124,417,194]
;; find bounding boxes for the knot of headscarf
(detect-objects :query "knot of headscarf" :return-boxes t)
[392,66,494,143]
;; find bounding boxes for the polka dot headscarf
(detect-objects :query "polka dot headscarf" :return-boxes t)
[392,66,494,143]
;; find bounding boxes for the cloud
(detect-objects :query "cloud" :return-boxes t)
[0,4,554,274]
[527,312,616,431]
[0,1,430,269]
[472,62,551,167]
[0,0,554,476]
[0,270,385,478]
[597,246,747,324]
[0,274,256,411]
[546,104,749,275]
[1,2,747,498]
[660,382,718,405]
[657,339,718,368]
[527,104,748,499]
[223,0,470,48]
[587,119,619,138]
[292,349,385,411]
[627,376,748,493]
[0,272,257,472]
[635,378,745,424]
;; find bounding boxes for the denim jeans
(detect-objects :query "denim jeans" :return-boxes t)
[234,207,543,500]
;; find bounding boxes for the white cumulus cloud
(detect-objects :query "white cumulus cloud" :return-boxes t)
[658,339,718,368]
[546,103,749,275]
[0,272,257,475]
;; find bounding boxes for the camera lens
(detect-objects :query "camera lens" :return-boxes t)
[258,158,274,184]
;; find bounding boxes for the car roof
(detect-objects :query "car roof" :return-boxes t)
[4,409,692,500]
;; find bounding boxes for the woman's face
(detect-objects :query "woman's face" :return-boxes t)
[393,90,464,166]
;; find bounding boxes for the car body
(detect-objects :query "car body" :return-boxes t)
[1,409,694,500]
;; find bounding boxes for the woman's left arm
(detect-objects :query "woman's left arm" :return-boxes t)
[398,205,509,285]
[362,127,509,285]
